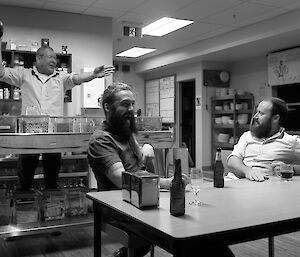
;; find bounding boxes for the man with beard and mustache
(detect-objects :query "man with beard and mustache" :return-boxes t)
[87,82,177,191]
[227,97,300,182]
[89,82,236,257]
[88,82,174,257]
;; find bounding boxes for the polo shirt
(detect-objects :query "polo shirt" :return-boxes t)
[228,128,300,168]
[88,123,144,190]
[0,66,75,115]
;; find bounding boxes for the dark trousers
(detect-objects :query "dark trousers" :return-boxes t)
[17,153,61,190]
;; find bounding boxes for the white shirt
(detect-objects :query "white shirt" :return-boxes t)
[228,128,300,167]
[0,66,76,116]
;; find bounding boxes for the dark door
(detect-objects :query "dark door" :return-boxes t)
[179,80,195,167]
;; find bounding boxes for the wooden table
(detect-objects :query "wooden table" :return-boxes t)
[87,177,300,257]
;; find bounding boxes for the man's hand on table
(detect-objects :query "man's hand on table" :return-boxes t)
[246,163,273,182]
[160,173,191,190]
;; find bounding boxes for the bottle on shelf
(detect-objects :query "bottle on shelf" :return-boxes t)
[3,87,10,99]
[13,87,21,100]
[213,148,224,188]
[170,158,185,216]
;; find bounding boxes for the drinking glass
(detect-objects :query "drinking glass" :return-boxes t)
[279,163,294,182]
[189,168,204,206]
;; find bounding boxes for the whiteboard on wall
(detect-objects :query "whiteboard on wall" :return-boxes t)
[81,68,105,108]
[145,75,175,123]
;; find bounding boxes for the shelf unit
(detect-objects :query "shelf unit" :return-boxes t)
[0,49,72,116]
[211,94,254,165]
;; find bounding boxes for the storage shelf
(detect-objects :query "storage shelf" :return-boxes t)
[213,142,234,149]
[0,213,94,239]
[212,94,254,101]
[211,93,254,165]
[213,124,234,129]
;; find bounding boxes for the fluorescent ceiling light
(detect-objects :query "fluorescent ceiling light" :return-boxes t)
[142,17,194,36]
[116,47,156,58]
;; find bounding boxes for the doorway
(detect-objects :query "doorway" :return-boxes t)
[179,80,196,167]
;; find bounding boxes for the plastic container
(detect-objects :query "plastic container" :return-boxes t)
[136,116,162,131]
[80,116,104,133]
[0,116,18,133]
[51,117,73,132]
[11,190,40,224]
[37,189,66,221]
[18,115,50,133]
[63,187,88,216]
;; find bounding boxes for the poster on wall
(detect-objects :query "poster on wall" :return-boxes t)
[267,47,300,86]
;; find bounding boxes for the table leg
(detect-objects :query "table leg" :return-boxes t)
[94,203,102,257]
[268,236,274,257]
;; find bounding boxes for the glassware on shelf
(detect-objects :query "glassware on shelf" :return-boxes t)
[11,190,40,225]
[37,189,66,221]
[63,187,88,216]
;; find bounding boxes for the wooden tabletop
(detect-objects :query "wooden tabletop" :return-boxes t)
[88,177,300,244]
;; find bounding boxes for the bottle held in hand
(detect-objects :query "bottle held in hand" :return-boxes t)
[170,159,185,216]
[0,20,3,37]
[213,148,224,188]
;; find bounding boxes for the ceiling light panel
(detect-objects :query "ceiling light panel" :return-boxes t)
[116,47,156,57]
[142,17,194,36]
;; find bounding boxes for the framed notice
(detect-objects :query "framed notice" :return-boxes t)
[145,75,175,123]
[268,47,300,86]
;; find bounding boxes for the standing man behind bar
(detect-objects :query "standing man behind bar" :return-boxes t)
[88,82,234,257]
[0,21,114,190]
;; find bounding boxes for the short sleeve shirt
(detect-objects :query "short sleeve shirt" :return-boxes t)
[87,125,144,190]
[0,66,75,115]
[228,129,300,167]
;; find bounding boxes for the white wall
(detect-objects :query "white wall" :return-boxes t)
[0,4,113,116]
[230,56,272,106]
[113,62,145,113]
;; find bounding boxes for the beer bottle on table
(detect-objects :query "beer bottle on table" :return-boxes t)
[213,148,224,188]
[170,159,185,216]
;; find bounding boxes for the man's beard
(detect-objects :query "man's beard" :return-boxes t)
[109,111,138,137]
[250,117,272,138]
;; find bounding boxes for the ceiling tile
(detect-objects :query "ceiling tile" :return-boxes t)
[159,22,223,43]
[0,0,46,8]
[43,2,87,13]
[233,7,287,28]
[174,0,242,21]
[45,0,95,7]
[202,2,280,26]
[84,7,124,18]
[91,0,145,11]
[247,0,298,8]
[130,0,196,17]
[114,12,153,26]
[284,2,300,10]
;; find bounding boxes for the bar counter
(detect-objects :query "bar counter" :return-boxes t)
[0,131,174,154]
